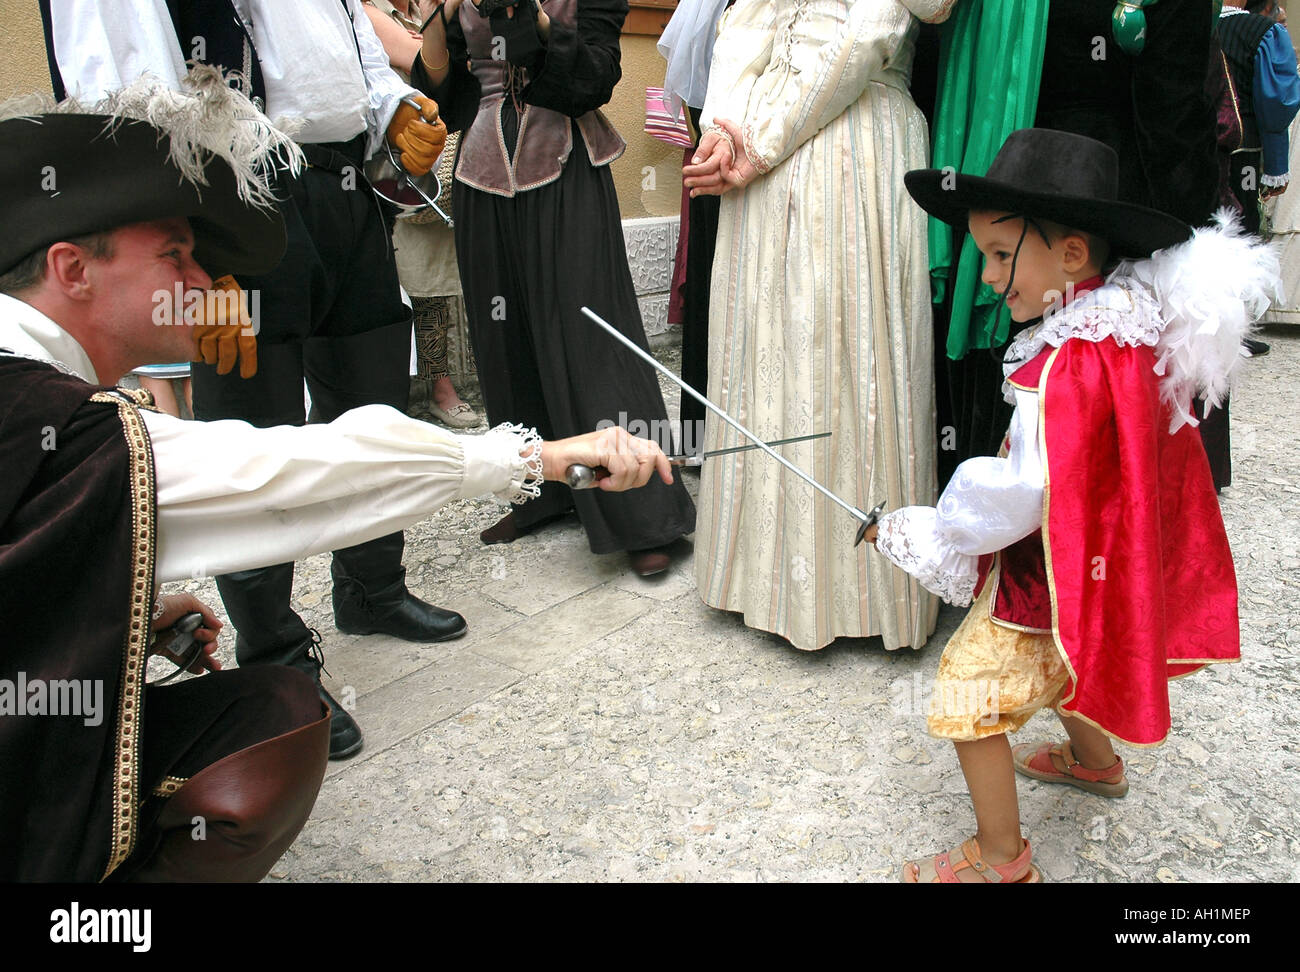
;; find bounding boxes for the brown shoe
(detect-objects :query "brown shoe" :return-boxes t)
[629,547,671,577]
[480,511,520,545]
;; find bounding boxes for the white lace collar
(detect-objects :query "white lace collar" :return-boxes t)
[1000,278,1163,401]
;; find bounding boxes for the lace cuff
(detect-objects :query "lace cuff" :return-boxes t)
[875,506,978,606]
[702,123,736,164]
[1261,171,1290,188]
[464,423,545,505]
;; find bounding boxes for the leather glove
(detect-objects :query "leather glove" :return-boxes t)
[190,274,257,379]
[387,96,447,177]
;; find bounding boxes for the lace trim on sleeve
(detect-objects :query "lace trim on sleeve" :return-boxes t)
[876,508,978,606]
[740,118,772,175]
[486,422,544,505]
[1261,171,1289,188]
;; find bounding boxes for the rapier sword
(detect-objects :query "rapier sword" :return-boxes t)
[667,430,830,465]
[567,307,886,545]
[568,431,831,482]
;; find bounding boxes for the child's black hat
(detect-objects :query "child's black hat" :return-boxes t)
[905,128,1193,258]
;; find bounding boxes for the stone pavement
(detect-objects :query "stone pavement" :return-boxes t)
[160,327,1300,882]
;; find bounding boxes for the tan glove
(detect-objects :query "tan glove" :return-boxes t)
[190,275,257,379]
[387,95,447,177]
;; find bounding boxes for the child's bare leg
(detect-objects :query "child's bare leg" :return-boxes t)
[1055,712,1120,771]
[906,735,1031,882]
[953,734,1022,875]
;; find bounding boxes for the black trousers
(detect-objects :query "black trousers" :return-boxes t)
[1231,150,1264,235]
[192,138,415,668]
[680,105,720,454]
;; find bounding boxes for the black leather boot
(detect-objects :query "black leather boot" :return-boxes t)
[301,629,363,760]
[217,563,314,672]
[331,533,468,642]
[214,566,361,760]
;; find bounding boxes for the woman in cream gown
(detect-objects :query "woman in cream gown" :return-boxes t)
[687,0,952,651]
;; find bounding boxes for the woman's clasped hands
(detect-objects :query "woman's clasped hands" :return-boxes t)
[682,118,760,197]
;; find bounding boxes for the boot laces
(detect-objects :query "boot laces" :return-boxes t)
[304,627,331,678]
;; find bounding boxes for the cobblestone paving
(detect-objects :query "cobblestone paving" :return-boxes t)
[162,327,1300,882]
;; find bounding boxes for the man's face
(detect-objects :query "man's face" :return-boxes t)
[969,210,1069,323]
[86,217,213,368]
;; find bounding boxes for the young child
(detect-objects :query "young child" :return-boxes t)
[866,128,1276,882]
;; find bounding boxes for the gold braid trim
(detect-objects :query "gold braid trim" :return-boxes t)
[985,556,1053,635]
[89,390,157,880]
[150,775,189,799]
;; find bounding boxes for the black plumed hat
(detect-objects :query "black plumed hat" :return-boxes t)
[905,128,1193,258]
[0,69,298,277]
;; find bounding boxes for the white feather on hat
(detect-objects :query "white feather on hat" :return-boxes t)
[0,65,302,211]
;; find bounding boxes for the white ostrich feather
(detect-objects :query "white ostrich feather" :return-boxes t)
[0,66,302,210]
[1115,209,1281,432]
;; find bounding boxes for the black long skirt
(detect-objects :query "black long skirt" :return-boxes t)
[454,133,697,554]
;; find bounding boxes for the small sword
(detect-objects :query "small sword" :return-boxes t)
[568,307,886,545]
[669,430,831,465]
[390,96,453,226]
[569,431,831,484]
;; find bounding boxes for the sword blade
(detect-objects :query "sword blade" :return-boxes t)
[666,430,830,463]
[579,307,869,524]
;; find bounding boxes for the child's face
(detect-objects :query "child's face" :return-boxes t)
[969,210,1074,323]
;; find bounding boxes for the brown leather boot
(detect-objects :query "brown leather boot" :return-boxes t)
[127,706,330,882]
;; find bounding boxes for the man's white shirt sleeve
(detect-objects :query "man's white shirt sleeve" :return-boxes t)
[146,405,533,583]
[346,0,420,158]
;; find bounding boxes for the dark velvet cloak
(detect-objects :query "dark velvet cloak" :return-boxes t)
[0,357,157,881]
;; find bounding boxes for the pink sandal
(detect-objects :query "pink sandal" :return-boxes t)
[1012,740,1128,797]
[902,837,1041,883]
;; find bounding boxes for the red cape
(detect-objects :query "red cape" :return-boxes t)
[984,338,1239,746]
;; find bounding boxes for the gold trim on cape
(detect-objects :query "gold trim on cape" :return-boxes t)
[89,390,157,880]
[150,775,189,799]
[1036,347,1084,712]
[1034,349,1232,750]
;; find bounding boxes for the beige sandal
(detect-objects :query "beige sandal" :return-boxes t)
[902,837,1041,883]
[428,401,480,429]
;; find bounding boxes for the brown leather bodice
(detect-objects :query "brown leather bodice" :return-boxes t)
[454,0,625,196]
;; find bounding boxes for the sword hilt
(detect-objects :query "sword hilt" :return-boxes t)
[854,501,888,546]
[565,464,607,489]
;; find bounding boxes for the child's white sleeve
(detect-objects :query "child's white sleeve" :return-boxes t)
[875,388,1044,605]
